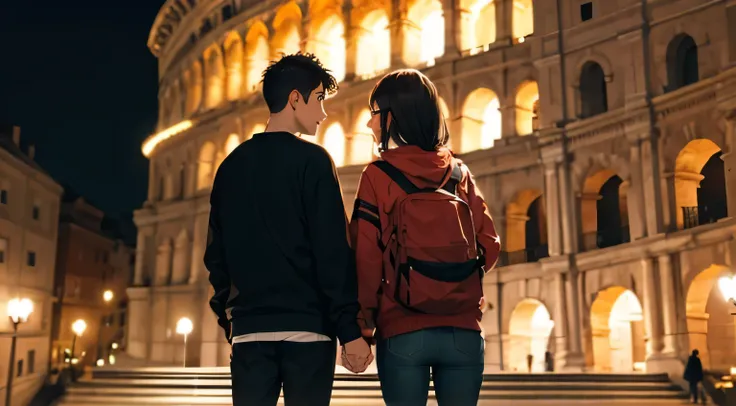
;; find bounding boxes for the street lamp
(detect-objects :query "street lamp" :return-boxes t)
[71,319,87,363]
[176,317,193,368]
[719,275,736,314]
[103,290,113,303]
[6,298,33,406]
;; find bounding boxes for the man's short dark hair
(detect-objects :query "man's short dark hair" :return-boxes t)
[261,52,338,113]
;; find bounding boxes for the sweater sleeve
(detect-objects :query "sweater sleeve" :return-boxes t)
[303,150,362,345]
[464,167,501,272]
[203,181,232,343]
[349,170,383,331]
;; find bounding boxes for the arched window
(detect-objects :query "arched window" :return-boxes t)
[356,9,391,78]
[245,21,270,93]
[579,62,608,119]
[321,123,346,167]
[666,34,699,92]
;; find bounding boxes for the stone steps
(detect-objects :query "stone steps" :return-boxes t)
[55,367,691,405]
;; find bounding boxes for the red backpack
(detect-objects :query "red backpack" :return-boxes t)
[373,160,486,316]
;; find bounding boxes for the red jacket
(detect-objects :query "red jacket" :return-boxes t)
[349,145,501,340]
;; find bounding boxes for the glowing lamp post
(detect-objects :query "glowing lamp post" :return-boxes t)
[6,298,33,406]
[103,290,113,303]
[176,317,193,367]
[71,319,87,363]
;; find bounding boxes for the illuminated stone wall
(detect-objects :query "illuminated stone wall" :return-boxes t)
[128,0,736,377]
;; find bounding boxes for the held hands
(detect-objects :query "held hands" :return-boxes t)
[341,338,374,374]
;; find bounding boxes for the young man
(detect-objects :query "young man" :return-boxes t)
[204,53,373,406]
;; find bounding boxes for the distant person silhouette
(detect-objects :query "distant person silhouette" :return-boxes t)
[683,349,704,404]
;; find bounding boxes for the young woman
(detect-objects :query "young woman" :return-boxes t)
[349,69,501,406]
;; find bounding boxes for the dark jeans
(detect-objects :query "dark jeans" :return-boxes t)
[689,381,700,403]
[377,327,484,406]
[231,340,337,406]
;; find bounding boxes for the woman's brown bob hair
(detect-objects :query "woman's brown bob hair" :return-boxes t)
[369,69,450,152]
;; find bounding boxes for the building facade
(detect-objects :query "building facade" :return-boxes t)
[50,193,134,368]
[0,126,63,405]
[129,0,736,377]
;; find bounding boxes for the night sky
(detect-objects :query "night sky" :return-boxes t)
[0,0,163,218]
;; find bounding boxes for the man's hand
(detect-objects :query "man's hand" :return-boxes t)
[341,338,373,374]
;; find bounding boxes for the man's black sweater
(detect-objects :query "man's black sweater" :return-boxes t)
[204,131,362,345]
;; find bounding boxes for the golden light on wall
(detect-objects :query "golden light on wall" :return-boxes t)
[461,0,496,52]
[356,10,390,78]
[408,0,445,66]
[225,134,241,156]
[322,122,346,167]
[512,0,534,41]
[312,16,346,82]
[142,120,194,157]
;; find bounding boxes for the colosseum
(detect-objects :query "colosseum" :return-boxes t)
[127,0,736,377]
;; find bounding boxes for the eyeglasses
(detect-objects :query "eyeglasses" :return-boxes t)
[370,107,390,116]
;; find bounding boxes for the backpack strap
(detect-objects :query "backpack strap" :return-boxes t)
[372,160,420,194]
[440,162,464,194]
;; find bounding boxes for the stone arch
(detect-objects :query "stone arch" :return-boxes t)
[355,8,391,78]
[590,286,646,372]
[406,0,445,66]
[320,121,346,167]
[459,0,496,52]
[311,14,346,81]
[244,21,270,93]
[203,45,225,110]
[666,33,699,92]
[224,133,241,157]
[170,230,190,285]
[184,60,203,115]
[437,96,450,120]
[223,31,244,101]
[674,138,727,229]
[580,168,630,250]
[196,141,217,190]
[272,2,302,56]
[507,298,554,372]
[461,87,502,152]
[514,80,539,136]
[351,108,376,165]
[685,264,736,370]
[578,61,608,119]
[505,189,547,264]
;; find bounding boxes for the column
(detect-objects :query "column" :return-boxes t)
[641,258,664,358]
[440,0,461,59]
[146,164,156,204]
[543,162,562,256]
[388,0,408,67]
[493,0,513,46]
[558,163,579,254]
[657,254,679,355]
[189,211,210,285]
[343,2,357,82]
[661,172,679,231]
[565,269,585,366]
[553,272,585,370]
[721,113,736,218]
[134,231,148,286]
[627,138,647,239]
[640,133,665,235]
[500,104,516,138]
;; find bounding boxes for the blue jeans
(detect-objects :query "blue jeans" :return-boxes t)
[377,327,484,406]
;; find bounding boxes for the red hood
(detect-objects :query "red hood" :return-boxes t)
[380,146,455,189]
